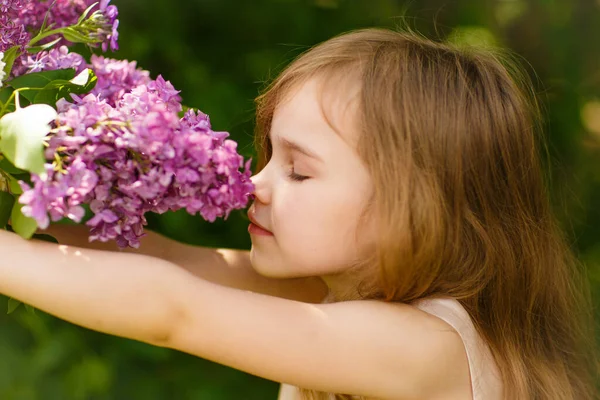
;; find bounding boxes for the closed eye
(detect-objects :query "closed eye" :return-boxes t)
[288,168,309,182]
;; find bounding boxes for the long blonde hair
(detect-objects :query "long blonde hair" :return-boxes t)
[254,28,599,399]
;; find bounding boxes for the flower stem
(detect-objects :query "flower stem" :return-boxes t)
[28,28,65,47]
[0,87,48,117]
[0,91,17,116]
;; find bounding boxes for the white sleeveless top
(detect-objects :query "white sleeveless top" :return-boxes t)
[279,297,504,400]
[411,297,504,400]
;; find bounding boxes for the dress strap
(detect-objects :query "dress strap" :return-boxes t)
[411,297,504,400]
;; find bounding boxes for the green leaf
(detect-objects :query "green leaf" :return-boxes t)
[10,201,38,239]
[0,190,14,228]
[27,37,62,54]
[0,88,16,114]
[7,298,21,314]
[0,86,14,104]
[7,297,35,315]
[78,2,99,25]
[7,69,76,104]
[0,101,57,174]
[62,27,92,44]
[70,68,91,86]
[8,175,23,195]
[41,80,78,91]
[31,232,59,244]
[1,46,21,80]
[24,304,36,315]
[73,69,97,94]
[33,69,97,106]
[8,69,76,91]
[32,88,60,106]
[0,156,27,174]
[44,69,96,91]
[10,172,31,186]
[38,9,51,34]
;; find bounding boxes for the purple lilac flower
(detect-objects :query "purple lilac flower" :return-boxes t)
[68,0,119,52]
[98,0,119,52]
[10,0,120,77]
[18,159,97,230]
[90,55,151,107]
[18,0,118,51]
[19,76,254,248]
[17,45,88,75]
[15,49,149,109]
[0,0,22,13]
[0,0,29,53]
[18,0,89,32]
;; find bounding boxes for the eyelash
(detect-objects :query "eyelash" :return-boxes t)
[266,144,310,182]
[287,167,309,182]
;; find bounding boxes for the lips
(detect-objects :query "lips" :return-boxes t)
[248,209,272,233]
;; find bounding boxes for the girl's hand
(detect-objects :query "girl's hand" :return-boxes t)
[41,223,328,303]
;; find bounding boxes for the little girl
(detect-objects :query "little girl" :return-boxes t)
[0,28,597,399]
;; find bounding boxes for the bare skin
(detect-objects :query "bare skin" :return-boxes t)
[42,223,329,304]
[41,223,471,400]
[0,228,470,400]
[0,77,471,399]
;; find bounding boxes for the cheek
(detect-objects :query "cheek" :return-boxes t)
[273,183,365,269]
[275,183,349,234]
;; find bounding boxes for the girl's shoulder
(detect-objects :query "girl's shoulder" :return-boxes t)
[410,297,504,400]
[277,295,476,400]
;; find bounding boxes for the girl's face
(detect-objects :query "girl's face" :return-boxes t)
[248,77,374,280]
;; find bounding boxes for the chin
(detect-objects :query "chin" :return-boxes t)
[249,252,310,279]
[249,250,285,278]
[251,263,297,279]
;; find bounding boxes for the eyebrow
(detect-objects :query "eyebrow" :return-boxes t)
[272,135,324,162]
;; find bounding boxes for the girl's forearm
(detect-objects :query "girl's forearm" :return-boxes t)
[0,230,182,345]
[41,223,171,259]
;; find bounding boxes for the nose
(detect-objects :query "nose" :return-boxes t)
[250,168,271,205]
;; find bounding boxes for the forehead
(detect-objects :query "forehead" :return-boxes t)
[269,76,362,149]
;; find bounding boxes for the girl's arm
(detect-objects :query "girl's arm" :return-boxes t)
[0,230,468,399]
[0,229,177,343]
[42,223,328,303]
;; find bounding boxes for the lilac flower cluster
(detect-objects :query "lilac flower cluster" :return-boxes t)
[87,0,119,52]
[19,74,254,248]
[17,46,146,105]
[18,0,90,37]
[5,0,119,77]
[89,54,151,106]
[19,0,118,50]
[19,0,89,32]
[18,45,88,75]
[0,0,29,52]
[4,3,253,247]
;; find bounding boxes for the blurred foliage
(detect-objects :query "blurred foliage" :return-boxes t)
[1,0,599,398]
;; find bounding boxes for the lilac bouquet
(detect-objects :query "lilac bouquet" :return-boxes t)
[0,0,254,249]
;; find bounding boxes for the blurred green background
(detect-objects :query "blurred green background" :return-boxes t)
[1,0,600,398]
